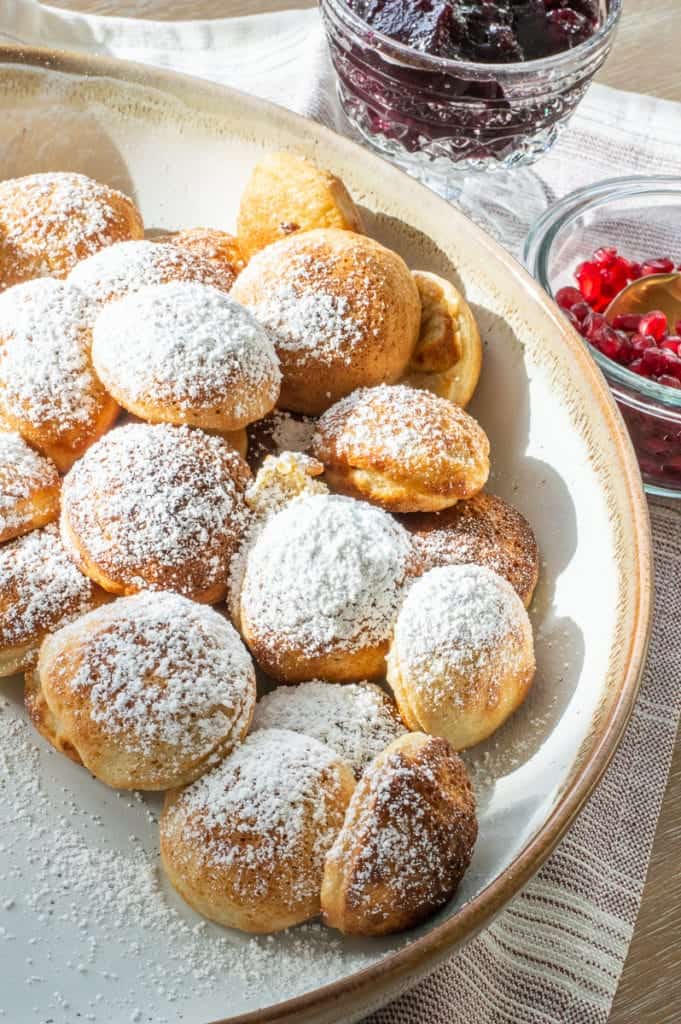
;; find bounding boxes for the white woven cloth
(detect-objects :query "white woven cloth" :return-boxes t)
[3,4,681,1023]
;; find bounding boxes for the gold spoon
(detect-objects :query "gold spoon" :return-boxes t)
[605,272,681,329]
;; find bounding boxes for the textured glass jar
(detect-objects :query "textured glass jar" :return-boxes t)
[320,0,621,182]
[524,177,681,500]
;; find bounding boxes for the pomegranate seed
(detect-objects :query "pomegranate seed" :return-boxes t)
[576,261,601,303]
[675,320,681,337]
[660,348,681,375]
[631,334,656,353]
[602,264,628,294]
[571,301,592,324]
[638,310,668,342]
[629,358,650,377]
[661,339,680,354]
[642,347,666,376]
[597,330,622,360]
[584,312,607,340]
[641,258,675,276]
[656,375,681,390]
[593,247,618,266]
[563,310,580,329]
[614,336,634,365]
[556,286,584,310]
[619,257,642,280]
[612,313,642,332]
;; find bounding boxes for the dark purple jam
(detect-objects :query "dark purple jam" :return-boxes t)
[350,0,600,62]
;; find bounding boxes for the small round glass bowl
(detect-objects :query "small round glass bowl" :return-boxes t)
[319,0,622,184]
[524,176,681,499]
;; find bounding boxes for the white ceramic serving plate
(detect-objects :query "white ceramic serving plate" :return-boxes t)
[0,46,652,1024]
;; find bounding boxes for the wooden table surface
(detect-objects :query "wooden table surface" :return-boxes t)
[34,1,681,1021]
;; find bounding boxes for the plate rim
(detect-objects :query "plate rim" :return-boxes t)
[0,41,655,1024]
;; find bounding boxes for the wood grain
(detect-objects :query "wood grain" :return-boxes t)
[31,2,681,1021]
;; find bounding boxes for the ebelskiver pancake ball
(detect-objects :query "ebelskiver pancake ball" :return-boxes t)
[0,152,539,937]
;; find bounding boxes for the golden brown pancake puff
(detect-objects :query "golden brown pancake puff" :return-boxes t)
[403,270,482,408]
[312,384,490,513]
[403,492,539,609]
[0,279,119,471]
[237,151,364,259]
[0,171,143,291]
[92,282,280,432]
[60,422,251,603]
[387,564,536,750]
[253,680,407,778]
[321,732,477,936]
[0,431,60,543]
[29,591,257,790]
[155,228,246,283]
[67,239,235,307]
[24,667,82,765]
[240,493,414,683]
[231,228,420,415]
[0,523,102,678]
[160,728,356,933]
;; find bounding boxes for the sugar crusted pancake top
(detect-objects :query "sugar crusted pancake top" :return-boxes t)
[162,727,349,906]
[253,681,406,777]
[0,279,106,437]
[42,591,255,762]
[0,431,59,535]
[241,493,413,656]
[393,563,530,703]
[0,172,142,284]
[68,239,235,306]
[92,281,280,419]
[61,423,251,596]
[0,523,97,649]
[313,383,490,497]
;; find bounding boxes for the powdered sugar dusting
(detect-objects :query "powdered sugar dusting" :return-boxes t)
[68,240,234,306]
[61,423,250,597]
[313,384,490,489]
[392,564,530,702]
[92,281,280,420]
[0,171,140,284]
[47,592,255,761]
[227,453,328,624]
[325,737,477,922]
[241,494,412,657]
[162,728,348,905]
[0,279,104,434]
[237,245,383,367]
[406,493,539,607]
[0,431,59,536]
[253,681,407,777]
[0,700,383,1021]
[0,523,96,650]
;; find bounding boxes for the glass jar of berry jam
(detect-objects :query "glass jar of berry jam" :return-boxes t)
[320,0,621,184]
[525,176,681,499]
